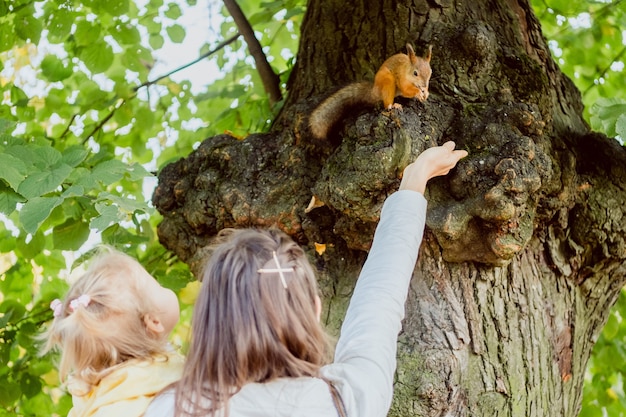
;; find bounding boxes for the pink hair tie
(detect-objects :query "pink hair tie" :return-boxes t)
[50,299,63,317]
[69,294,91,312]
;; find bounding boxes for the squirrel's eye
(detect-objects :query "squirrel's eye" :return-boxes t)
[413,70,418,76]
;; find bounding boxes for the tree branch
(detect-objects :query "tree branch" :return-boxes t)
[58,113,78,140]
[133,33,241,91]
[222,0,283,105]
[81,99,126,145]
[583,45,626,96]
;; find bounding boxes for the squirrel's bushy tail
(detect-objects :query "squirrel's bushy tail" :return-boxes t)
[309,82,376,139]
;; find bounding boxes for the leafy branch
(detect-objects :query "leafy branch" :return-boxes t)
[60,35,241,144]
[536,0,624,21]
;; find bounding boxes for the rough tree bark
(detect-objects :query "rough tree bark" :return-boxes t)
[152,0,626,416]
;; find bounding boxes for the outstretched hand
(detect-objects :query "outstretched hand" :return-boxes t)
[399,141,468,194]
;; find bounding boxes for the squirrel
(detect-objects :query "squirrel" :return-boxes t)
[309,44,433,139]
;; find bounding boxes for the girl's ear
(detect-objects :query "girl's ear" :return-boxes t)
[143,313,165,334]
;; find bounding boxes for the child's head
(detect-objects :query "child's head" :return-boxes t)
[177,228,328,412]
[43,246,179,388]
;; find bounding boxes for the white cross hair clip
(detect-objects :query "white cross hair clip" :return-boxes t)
[257,251,292,289]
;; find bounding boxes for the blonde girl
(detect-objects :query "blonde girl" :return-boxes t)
[43,247,183,417]
[146,141,467,417]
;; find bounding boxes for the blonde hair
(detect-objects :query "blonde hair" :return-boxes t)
[42,246,172,392]
[175,229,330,416]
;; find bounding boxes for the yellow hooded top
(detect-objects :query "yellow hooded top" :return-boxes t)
[68,353,184,417]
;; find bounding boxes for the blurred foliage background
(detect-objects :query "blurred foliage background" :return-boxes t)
[531,1,626,416]
[0,0,623,415]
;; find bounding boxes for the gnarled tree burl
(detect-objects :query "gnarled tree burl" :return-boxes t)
[152,1,626,416]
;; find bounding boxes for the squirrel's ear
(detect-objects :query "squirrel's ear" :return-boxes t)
[406,43,416,58]
[425,45,433,62]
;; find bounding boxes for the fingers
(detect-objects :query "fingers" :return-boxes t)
[442,141,468,161]
[426,142,467,178]
[442,140,456,151]
[446,150,468,170]
[398,141,468,193]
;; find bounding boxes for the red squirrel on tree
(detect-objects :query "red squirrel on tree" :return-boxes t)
[309,44,433,139]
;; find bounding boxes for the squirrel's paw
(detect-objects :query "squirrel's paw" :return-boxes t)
[383,102,403,115]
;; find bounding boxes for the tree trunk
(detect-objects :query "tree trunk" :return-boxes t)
[152,0,626,415]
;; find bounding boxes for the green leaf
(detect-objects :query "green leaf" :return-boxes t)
[44,87,68,110]
[155,265,192,291]
[114,103,134,126]
[165,3,182,19]
[0,225,16,252]
[40,55,73,82]
[0,195,18,216]
[0,153,27,190]
[100,0,129,16]
[72,167,97,189]
[91,159,128,184]
[128,162,151,181]
[33,145,63,169]
[0,380,20,408]
[0,184,23,215]
[19,196,63,234]
[19,390,59,415]
[134,106,156,133]
[579,403,602,417]
[61,146,89,168]
[52,219,90,250]
[61,185,85,199]
[90,203,121,230]
[101,223,149,245]
[148,0,164,9]
[166,24,186,43]
[75,78,111,111]
[0,118,14,136]
[603,313,620,340]
[120,45,152,75]
[19,373,42,399]
[590,98,626,138]
[17,164,73,199]
[15,12,42,44]
[110,23,141,45]
[79,41,115,74]
[99,192,148,213]
[0,20,17,53]
[16,104,35,121]
[144,19,162,34]
[149,33,164,50]
[616,114,626,139]
[47,9,74,43]
[10,86,29,107]
[0,299,26,321]
[74,20,101,47]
